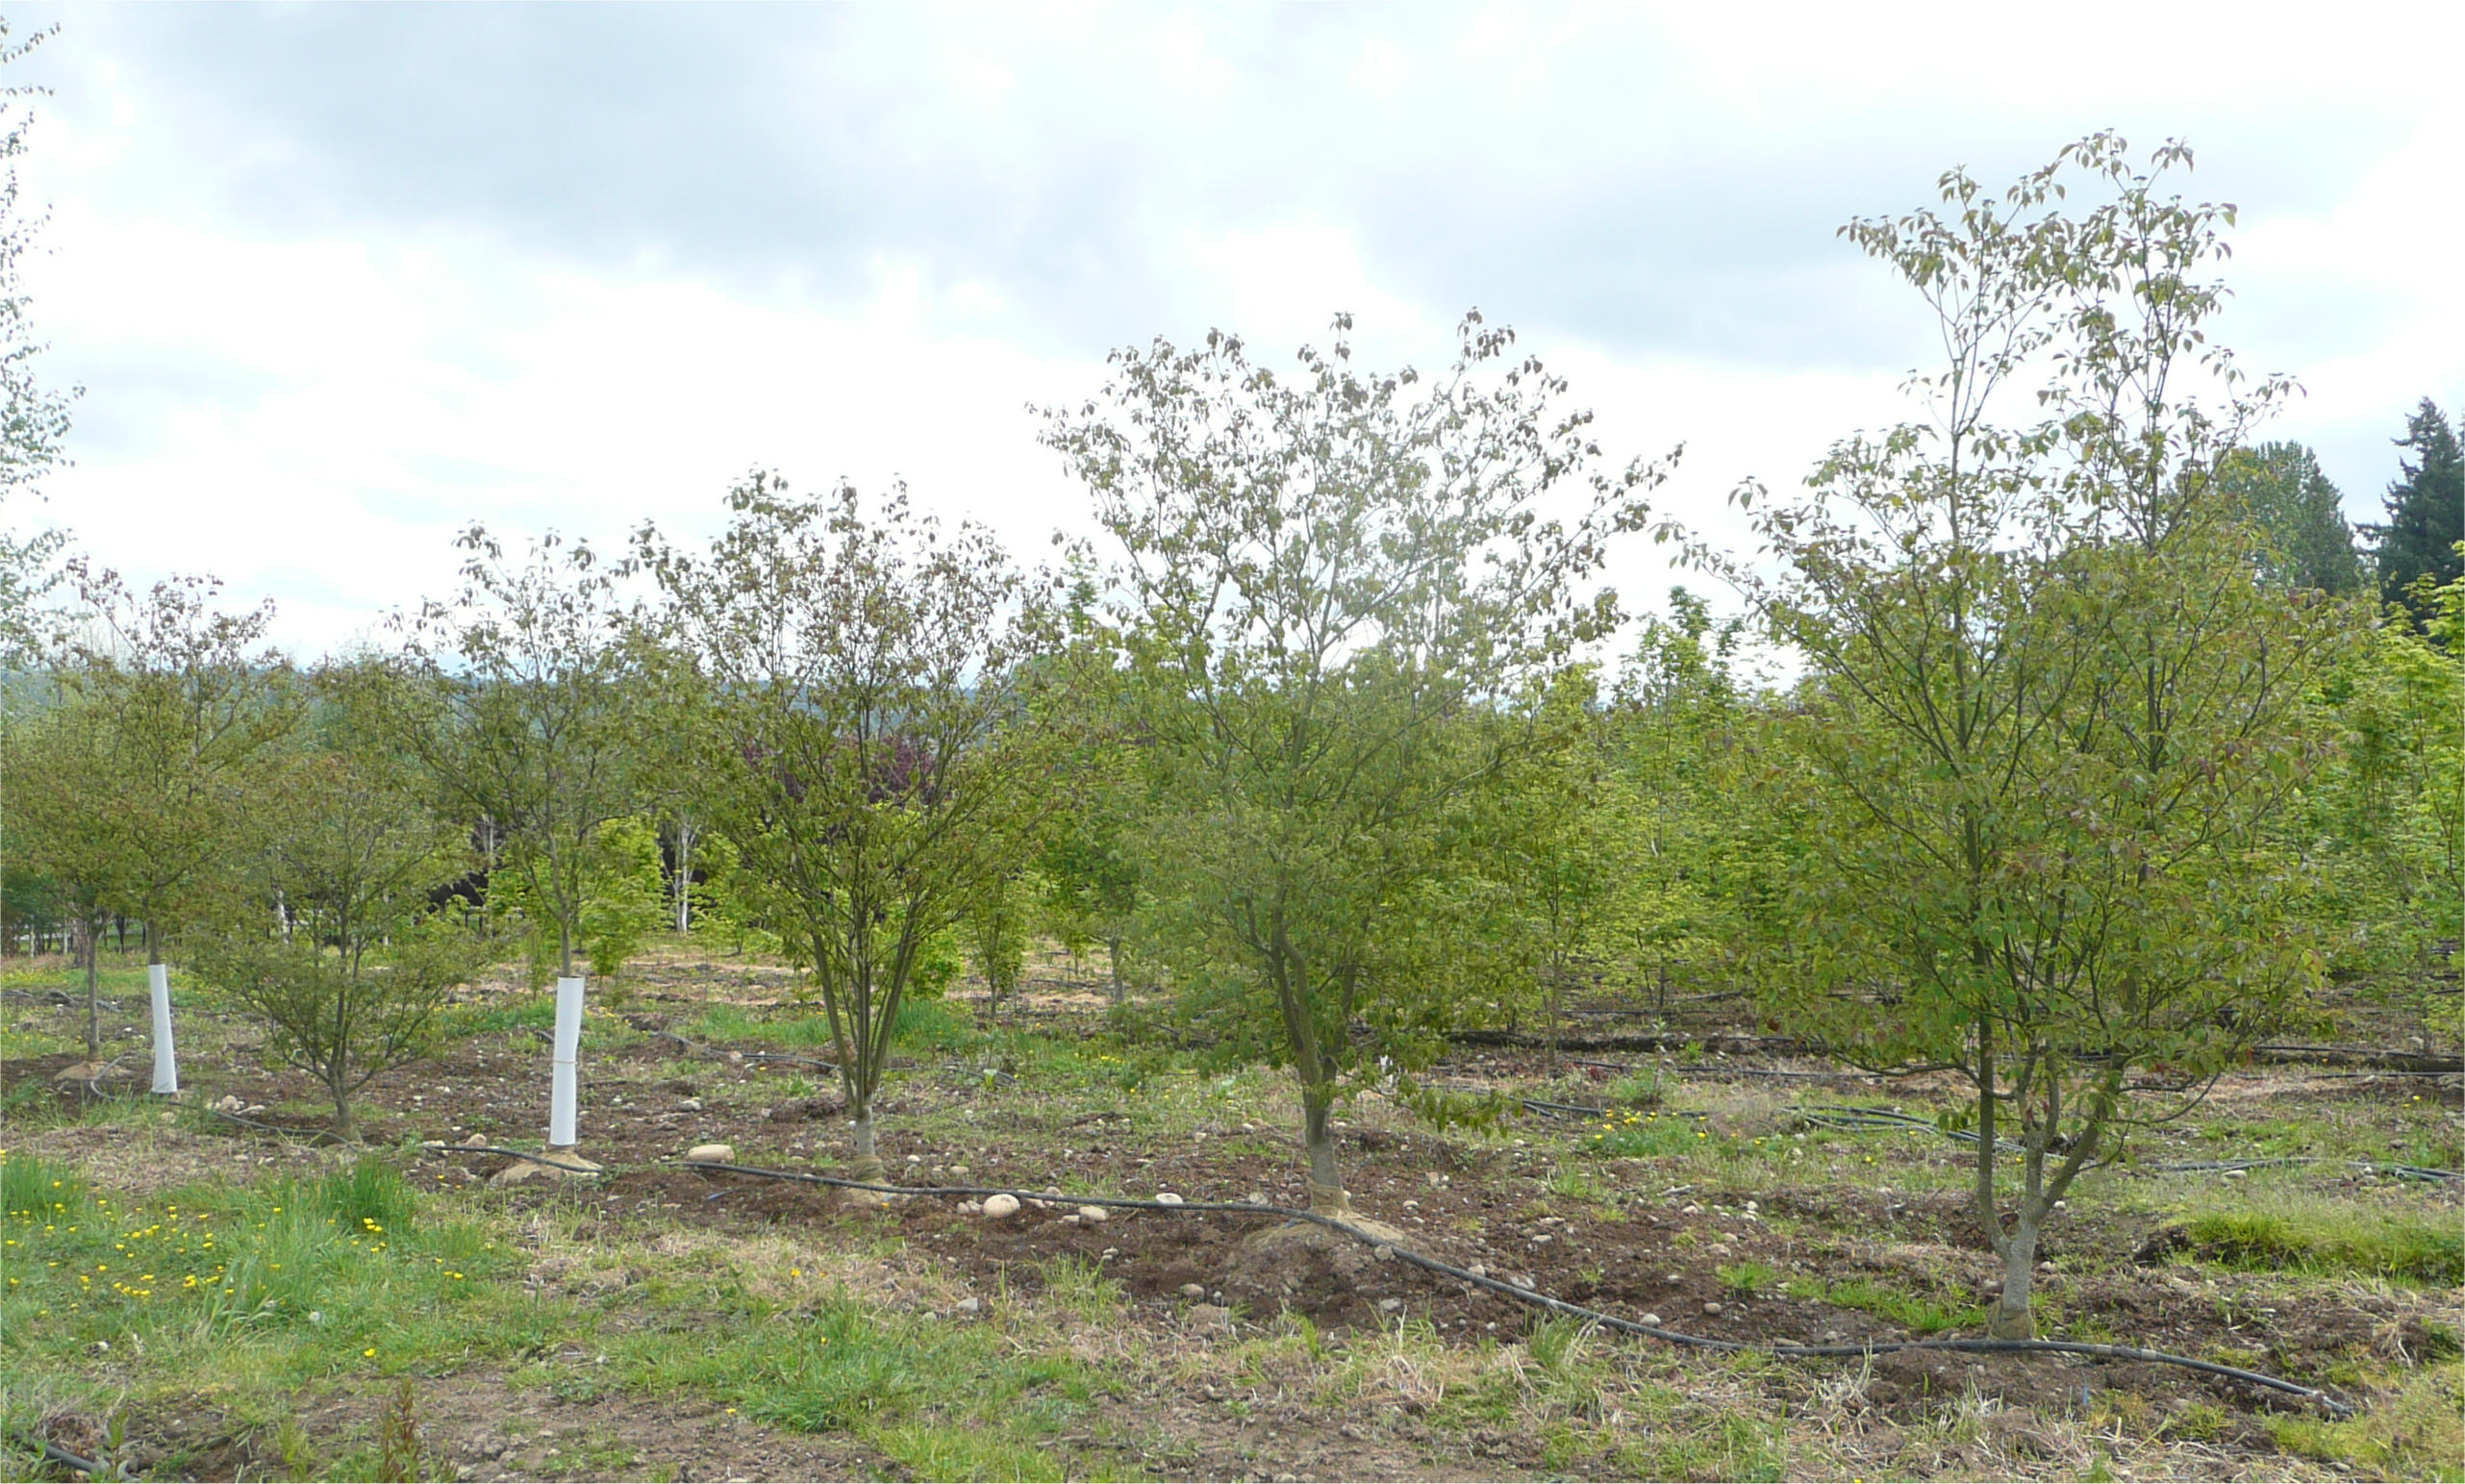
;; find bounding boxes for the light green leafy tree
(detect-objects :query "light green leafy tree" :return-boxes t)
[1598,590,1766,1012]
[1044,312,1670,1215]
[1441,667,1633,1069]
[490,815,666,986]
[1721,136,2347,1338]
[2301,564,2465,1047]
[961,865,1038,1014]
[3,681,128,1056]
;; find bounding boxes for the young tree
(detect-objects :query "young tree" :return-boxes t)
[1723,136,2344,1338]
[1446,668,1631,1069]
[2365,399,2463,624]
[397,527,647,1160]
[960,866,1036,1014]
[641,477,1060,1180]
[3,683,126,1057]
[53,566,296,1089]
[2301,568,2465,1046]
[402,528,646,979]
[194,725,489,1137]
[1044,313,1668,1217]
[1601,591,1766,1012]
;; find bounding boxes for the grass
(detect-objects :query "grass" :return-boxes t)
[2265,1362,2465,1480]
[2182,1200,2464,1284]
[1716,1261,1780,1296]
[1580,1111,1704,1159]
[1783,1275,1984,1335]
[8,943,2463,1480]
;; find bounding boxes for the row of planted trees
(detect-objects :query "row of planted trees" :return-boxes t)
[4,136,2459,1341]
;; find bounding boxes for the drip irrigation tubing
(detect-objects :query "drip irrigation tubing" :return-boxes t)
[1578,1060,1849,1081]
[206,1107,344,1146]
[650,1029,838,1073]
[1785,1104,2459,1181]
[670,1158,2355,1418]
[5,1428,105,1478]
[415,1143,611,1176]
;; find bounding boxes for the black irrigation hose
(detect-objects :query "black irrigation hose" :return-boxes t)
[1788,1104,2462,1181]
[5,1428,105,1478]
[651,1029,838,1073]
[1424,1084,1710,1122]
[1794,1104,2025,1153]
[206,1107,345,1146]
[672,1159,2355,1418]
[2144,1155,2460,1182]
[415,1143,610,1176]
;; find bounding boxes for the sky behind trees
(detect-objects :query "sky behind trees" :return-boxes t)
[12,2,2461,656]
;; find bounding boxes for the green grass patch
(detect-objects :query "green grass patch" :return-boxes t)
[1580,1111,1703,1159]
[625,1293,1094,1459]
[438,993,558,1038]
[1716,1261,1781,1296]
[2265,1361,2465,1480]
[2183,1203,2463,1285]
[1784,1276,1982,1335]
[1,1149,85,1217]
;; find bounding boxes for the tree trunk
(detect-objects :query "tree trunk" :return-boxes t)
[1301,1085,1348,1215]
[1988,1209,2040,1338]
[82,918,101,1059]
[847,1102,884,1181]
[332,1083,356,1141]
[674,819,696,935]
[1546,967,1562,1078]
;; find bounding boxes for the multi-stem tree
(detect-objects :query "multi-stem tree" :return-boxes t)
[1044,313,1668,1216]
[641,477,1059,1179]
[194,678,489,1136]
[1726,135,2345,1338]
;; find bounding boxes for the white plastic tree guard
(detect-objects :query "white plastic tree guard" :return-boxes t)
[149,963,178,1095]
[549,975,584,1148]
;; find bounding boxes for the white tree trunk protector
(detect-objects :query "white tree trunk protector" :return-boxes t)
[549,975,585,1147]
[149,963,178,1095]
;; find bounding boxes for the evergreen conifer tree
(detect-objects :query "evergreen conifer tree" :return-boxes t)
[2368,399,2464,621]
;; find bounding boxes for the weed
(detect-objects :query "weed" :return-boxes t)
[0,1150,84,1215]
[1717,1261,1780,1296]
[314,1158,415,1234]
[1546,1165,1601,1202]
[1582,1112,1701,1159]
[375,1380,425,1483]
[1038,1256,1124,1325]
[1605,1069,1665,1107]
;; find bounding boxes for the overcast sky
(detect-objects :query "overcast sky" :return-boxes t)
[9,2,2460,657]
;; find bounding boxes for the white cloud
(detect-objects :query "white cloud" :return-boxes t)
[8,3,2459,656]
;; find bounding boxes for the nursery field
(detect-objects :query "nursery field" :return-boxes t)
[3,943,2460,1483]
